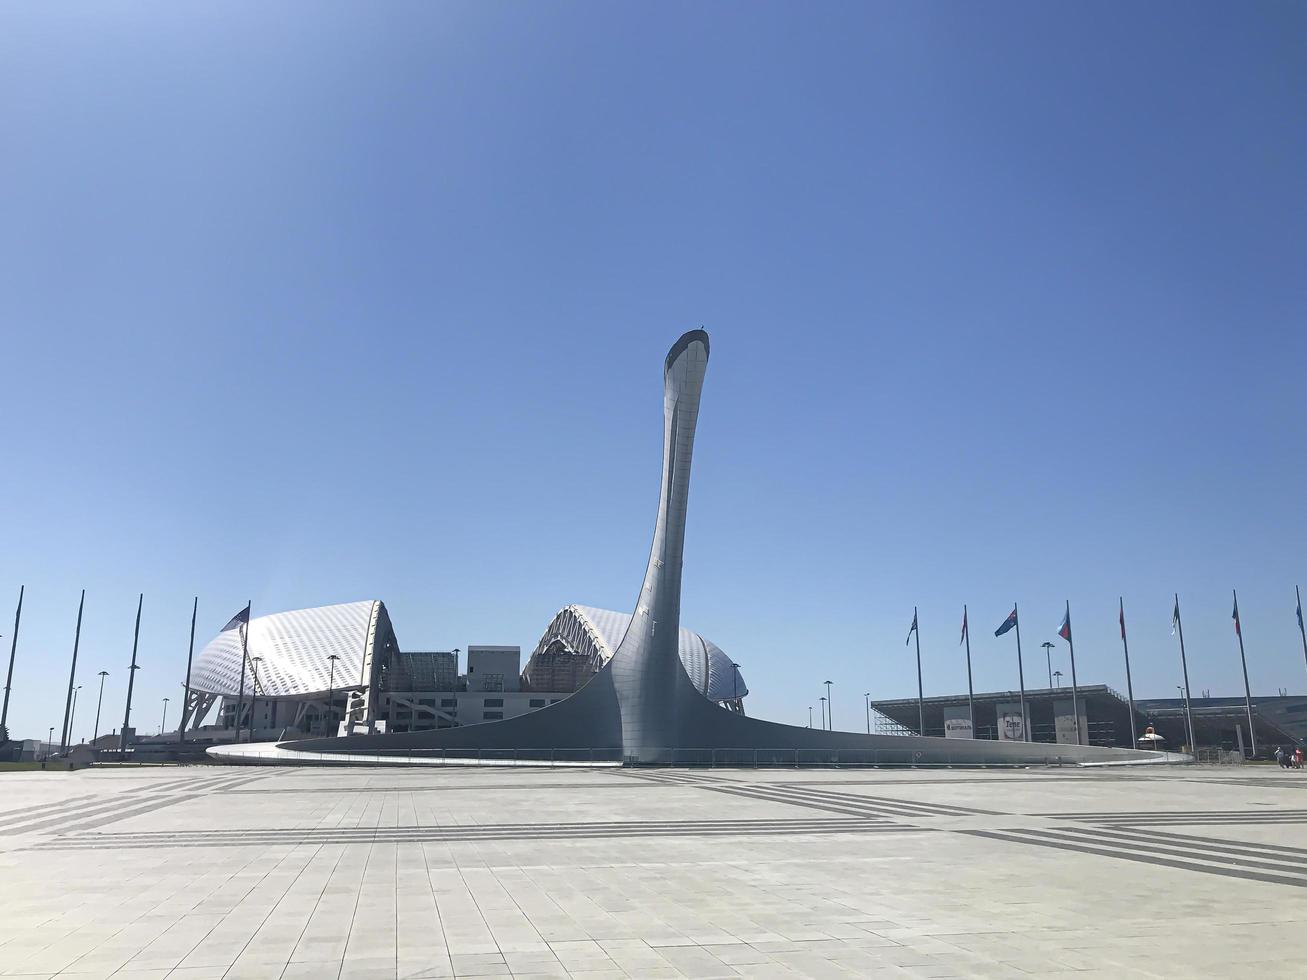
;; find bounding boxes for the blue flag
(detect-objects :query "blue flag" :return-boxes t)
[995,607,1018,637]
[222,605,250,632]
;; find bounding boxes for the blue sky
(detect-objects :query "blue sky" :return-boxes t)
[2,2,1304,740]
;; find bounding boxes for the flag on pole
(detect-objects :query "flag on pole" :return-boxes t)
[959,608,969,646]
[221,606,250,632]
[1058,608,1072,642]
[1232,597,1241,636]
[905,611,918,645]
[1119,603,1126,639]
[1298,593,1304,631]
[995,607,1018,637]
[1171,599,1181,635]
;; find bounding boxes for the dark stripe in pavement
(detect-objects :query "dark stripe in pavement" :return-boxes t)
[224,782,650,794]
[1016,827,1307,876]
[959,829,1307,889]
[32,821,929,850]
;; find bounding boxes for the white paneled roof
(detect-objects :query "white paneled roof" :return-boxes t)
[189,600,379,698]
[569,605,747,701]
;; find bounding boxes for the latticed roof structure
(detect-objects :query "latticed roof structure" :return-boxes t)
[189,600,397,698]
[523,604,747,704]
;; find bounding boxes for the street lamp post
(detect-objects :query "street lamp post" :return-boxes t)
[47,726,53,760]
[823,680,833,730]
[1053,670,1063,688]
[325,653,341,736]
[161,697,170,735]
[92,671,109,744]
[1041,641,1054,689]
[819,696,828,731]
[807,705,812,728]
[864,692,871,734]
[731,661,740,709]
[69,685,82,745]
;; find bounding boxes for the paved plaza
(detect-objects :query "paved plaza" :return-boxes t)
[1,764,1305,979]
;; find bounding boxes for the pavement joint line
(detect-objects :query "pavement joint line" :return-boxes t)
[1,789,208,836]
[1012,826,1307,876]
[1,774,268,837]
[1052,822,1307,865]
[223,782,653,794]
[30,826,932,850]
[52,816,896,837]
[958,828,1307,889]
[780,787,1003,816]
[1131,826,1307,858]
[614,767,1006,818]
[52,804,301,978]
[637,777,972,820]
[1063,816,1307,828]
[1045,815,1307,820]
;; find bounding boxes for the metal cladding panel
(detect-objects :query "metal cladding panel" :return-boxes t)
[703,638,747,701]
[189,600,379,698]
[608,330,711,762]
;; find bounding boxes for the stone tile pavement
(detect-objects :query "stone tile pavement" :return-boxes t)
[1,764,1305,978]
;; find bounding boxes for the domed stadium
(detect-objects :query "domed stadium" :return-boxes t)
[524,605,747,710]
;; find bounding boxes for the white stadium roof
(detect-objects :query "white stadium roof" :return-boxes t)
[189,599,746,703]
[527,604,747,702]
[189,600,380,698]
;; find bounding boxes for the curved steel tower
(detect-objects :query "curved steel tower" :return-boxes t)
[242,328,1170,768]
[609,330,709,763]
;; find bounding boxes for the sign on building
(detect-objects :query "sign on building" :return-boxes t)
[943,704,974,739]
[996,702,1027,741]
[1053,699,1088,745]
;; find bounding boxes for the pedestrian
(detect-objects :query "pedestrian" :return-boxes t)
[1296,747,1304,769]
[1275,746,1286,768]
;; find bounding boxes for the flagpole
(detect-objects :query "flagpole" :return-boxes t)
[1119,597,1137,748]
[1,585,23,737]
[1066,600,1082,745]
[1014,602,1027,741]
[1297,586,1307,690]
[1175,593,1196,753]
[1232,589,1257,757]
[60,590,86,755]
[963,605,975,738]
[120,594,143,756]
[234,601,250,742]
[180,597,197,743]
[913,606,924,736]
[242,601,253,742]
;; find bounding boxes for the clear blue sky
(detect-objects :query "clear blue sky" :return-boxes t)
[2,2,1304,740]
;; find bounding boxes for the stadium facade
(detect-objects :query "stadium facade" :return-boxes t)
[209,330,1168,766]
[183,600,747,743]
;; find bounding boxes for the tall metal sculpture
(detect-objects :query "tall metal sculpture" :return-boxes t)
[252,329,1168,768]
[609,330,709,763]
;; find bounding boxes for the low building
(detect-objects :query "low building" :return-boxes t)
[872,686,1307,753]
[1133,695,1306,755]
